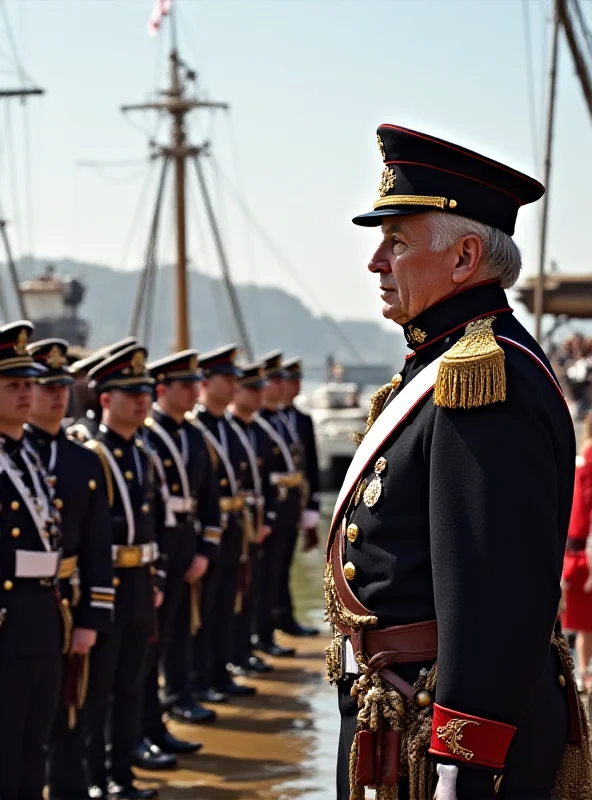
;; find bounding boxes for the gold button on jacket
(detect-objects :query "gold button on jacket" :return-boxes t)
[343,562,356,581]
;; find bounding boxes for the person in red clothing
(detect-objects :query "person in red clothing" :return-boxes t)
[562,414,592,690]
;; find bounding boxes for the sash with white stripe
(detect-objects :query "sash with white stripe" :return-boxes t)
[87,441,136,546]
[191,417,239,497]
[253,413,296,473]
[225,412,262,498]
[0,446,53,551]
[146,417,191,502]
[139,436,177,528]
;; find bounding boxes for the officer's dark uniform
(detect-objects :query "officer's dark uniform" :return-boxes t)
[226,363,275,674]
[24,338,114,800]
[139,349,221,759]
[328,125,585,800]
[253,352,302,657]
[82,345,166,800]
[0,321,62,800]
[191,346,256,698]
[67,337,138,443]
[276,357,321,637]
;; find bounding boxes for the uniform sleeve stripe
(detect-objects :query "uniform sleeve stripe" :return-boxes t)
[91,586,115,595]
[203,526,221,534]
[91,593,116,604]
[91,601,115,610]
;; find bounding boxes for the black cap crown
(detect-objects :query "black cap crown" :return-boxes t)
[238,362,266,389]
[0,321,44,378]
[353,124,544,235]
[70,336,138,377]
[199,345,243,378]
[283,357,302,380]
[87,344,154,393]
[261,350,286,379]
[148,350,200,383]
[28,338,73,385]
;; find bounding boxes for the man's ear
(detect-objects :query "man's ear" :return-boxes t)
[451,234,483,286]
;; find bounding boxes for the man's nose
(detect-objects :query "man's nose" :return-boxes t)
[368,238,391,274]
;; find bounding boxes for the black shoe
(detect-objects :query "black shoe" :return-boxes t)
[150,729,203,754]
[229,663,249,677]
[132,738,178,771]
[108,784,159,800]
[256,640,296,657]
[215,678,257,697]
[193,688,228,704]
[247,654,273,673]
[169,700,217,724]
[278,621,320,637]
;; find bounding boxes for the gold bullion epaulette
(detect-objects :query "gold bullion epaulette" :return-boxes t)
[434,316,506,409]
[185,411,219,469]
[85,440,115,506]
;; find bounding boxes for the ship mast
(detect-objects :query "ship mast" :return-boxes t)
[122,17,253,356]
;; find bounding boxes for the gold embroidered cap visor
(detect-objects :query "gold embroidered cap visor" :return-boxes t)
[0,321,47,378]
[352,124,545,235]
[148,349,201,383]
[87,344,154,394]
[27,338,74,385]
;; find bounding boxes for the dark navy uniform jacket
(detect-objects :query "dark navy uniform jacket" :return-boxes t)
[340,281,574,793]
[283,405,321,516]
[25,423,114,634]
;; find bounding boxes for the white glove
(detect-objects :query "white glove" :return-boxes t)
[300,509,320,529]
[434,764,458,800]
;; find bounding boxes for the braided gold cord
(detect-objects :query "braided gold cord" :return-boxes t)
[354,383,393,446]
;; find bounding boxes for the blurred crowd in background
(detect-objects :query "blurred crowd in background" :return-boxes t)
[550,334,592,420]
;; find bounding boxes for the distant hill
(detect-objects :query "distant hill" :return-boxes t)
[13,258,407,370]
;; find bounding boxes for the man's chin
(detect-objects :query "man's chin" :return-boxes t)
[381,302,407,326]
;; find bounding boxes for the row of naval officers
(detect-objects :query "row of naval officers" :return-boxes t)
[0,321,321,800]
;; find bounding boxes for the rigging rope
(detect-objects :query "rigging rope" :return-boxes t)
[208,156,365,365]
[522,0,540,168]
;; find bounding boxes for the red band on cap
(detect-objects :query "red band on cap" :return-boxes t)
[428,703,516,770]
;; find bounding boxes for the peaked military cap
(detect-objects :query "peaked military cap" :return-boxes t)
[87,344,154,393]
[238,362,266,389]
[261,350,287,379]
[69,336,138,377]
[28,338,73,386]
[199,345,243,378]
[353,124,545,235]
[0,321,45,377]
[283,357,303,380]
[148,349,200,383]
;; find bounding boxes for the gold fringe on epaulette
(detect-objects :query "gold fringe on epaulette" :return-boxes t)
[552,627,592,799]
[434,317,506,409]
[353,380,396,445]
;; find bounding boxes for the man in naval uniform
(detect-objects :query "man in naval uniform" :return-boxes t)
[328,125,588,800]
[0,321,62,800]
[137,349,221,765]
[82,344,166,800]
[24,338,114,800]
[190,345,256,699]
[226,362,274,675]
[68,337,138,443]
[277,356,320,637]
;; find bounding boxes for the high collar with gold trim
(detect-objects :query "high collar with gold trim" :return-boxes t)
[403,281,513,351]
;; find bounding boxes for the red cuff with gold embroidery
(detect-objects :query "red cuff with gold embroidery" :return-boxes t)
[428,703,517,770]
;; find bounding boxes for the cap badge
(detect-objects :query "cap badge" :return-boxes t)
[376,135,386,161]
[131,350,146,376]
[189,354,198,372]
[15,329,28,355]
[46,345,65,369]
[378,166,396,198]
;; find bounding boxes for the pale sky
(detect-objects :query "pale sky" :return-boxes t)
[2,0,592,330]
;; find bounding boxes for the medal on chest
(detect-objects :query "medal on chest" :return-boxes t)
[363,456,387,508]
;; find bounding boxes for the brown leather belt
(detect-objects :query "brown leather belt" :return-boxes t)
[330,520,438,698]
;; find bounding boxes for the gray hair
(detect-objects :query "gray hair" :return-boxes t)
[427,211,522,289]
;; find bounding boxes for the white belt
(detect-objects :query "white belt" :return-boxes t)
[168,496,197,514]
[112,542,159,566]
[15,550,59,579]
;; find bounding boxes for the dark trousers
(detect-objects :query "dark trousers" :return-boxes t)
[337,649,569,800]
[47,656,88,800]
[257,490,300,643]
[83,574,153,790]
[273,515,300,629]
[192,514,243,689]
[233,542,263,666]
[143,526,194,739]
[0,652,61,800]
